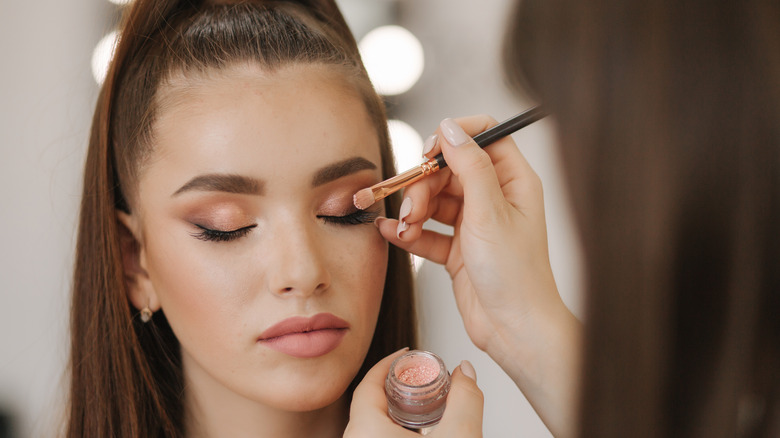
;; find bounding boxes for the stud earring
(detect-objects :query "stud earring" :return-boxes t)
[140,301,153,323]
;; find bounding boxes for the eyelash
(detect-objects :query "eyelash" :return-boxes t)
[318,209,379,226]
[191,224,257,242]
[191,210,379,242]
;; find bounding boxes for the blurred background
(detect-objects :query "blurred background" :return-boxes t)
[0,0,582,436]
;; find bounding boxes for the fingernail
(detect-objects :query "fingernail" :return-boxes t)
[422,134,438,156]
[396,197,412,239]
[398,197,413,222]
[440,118,470,147]
[373,216,387,228]
[460,360,477,382]
[396,220,409,239]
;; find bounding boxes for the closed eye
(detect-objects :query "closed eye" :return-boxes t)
[191,224,257,242]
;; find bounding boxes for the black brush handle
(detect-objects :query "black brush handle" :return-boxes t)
[434,106,547,170]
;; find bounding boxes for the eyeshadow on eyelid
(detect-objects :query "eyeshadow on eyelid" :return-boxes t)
[318,191,369,216]
[186,204,252,228]
[318,177,380,206]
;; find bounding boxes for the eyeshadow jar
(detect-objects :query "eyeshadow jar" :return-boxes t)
[385,350,451,433]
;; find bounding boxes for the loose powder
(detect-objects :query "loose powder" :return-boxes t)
[398,363,439,386]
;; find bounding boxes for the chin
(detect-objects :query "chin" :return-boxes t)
[264,375,351,412]
[231,359,356,412]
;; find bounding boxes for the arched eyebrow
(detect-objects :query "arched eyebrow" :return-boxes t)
[310,156,377,187]
[173,174,263,197]
[172,157,377,197]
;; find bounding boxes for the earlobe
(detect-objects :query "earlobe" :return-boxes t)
[116,211,161,313]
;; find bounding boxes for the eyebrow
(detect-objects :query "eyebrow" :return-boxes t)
[173,174,264,197]
[172,157,377,197]
[310,156,377,187]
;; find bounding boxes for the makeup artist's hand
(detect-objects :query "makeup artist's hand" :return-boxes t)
[374,115,581,437]
[344,349,484,438]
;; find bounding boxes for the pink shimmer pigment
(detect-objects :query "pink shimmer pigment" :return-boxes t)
[398,363,439,386]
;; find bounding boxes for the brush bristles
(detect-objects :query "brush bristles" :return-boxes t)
[353,188,377,210]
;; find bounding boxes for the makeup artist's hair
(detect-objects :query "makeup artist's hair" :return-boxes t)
[503,1,779,436]
[68,1,416,436]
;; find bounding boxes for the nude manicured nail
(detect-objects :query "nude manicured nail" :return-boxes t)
[397,197,412,239]
[422,134,438,156]
[440,118,470,147]
[396,220,409,239]
[399,197,412,221]
[460,360,477,382]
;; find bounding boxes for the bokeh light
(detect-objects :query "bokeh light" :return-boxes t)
[412,255,425,273]
[387,119,426,273]
[388,119,424,172]
[91,30,119,86]
[359,25,424,96]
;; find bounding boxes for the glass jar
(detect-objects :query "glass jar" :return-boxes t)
[385,350,451,432]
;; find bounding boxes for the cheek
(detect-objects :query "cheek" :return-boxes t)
[334,229,388,326]
[142,226,254,350]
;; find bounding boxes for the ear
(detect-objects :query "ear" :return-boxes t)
[117,211,161,313]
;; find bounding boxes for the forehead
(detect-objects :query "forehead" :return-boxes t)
[147,63,382,190]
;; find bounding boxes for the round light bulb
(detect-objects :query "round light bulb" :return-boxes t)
[359,25,424,96]
[91,30,119,86]
[388,119,423,172]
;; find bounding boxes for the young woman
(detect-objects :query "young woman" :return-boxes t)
[68,1,418,436]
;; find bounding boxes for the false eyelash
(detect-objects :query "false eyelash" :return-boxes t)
[191,224,257,242]
[319,209,380,226]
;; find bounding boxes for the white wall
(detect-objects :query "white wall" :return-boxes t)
[0,1,582,436]
[0,1,114,436]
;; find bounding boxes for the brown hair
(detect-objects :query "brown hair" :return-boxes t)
[69,1,416,436]
[504,1,779,436]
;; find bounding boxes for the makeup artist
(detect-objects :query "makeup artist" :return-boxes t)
[347,1,780,437]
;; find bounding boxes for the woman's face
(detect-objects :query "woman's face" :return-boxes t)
[124,64,388,411]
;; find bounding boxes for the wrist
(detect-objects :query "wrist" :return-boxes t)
[486,293,582,437]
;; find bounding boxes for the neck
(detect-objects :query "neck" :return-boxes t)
[183,356,349,438]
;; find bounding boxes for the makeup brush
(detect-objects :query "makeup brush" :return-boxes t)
[353,106,547,210]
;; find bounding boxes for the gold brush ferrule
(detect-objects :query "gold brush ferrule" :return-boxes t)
[420,158,440,175]
[373,157,440,202]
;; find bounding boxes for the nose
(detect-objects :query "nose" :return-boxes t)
[264,219,331,298]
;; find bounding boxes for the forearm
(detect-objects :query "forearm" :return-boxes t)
[487,290,582,438]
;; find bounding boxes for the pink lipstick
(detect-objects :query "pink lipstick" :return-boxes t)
[258,313,349,358]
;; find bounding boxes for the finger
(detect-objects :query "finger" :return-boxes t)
[441,115,545,216]
[422,133,440,159]
[436,361,484,437]
[396,166,454,227]
[397,193,463,242]
[350,348,410,418]
[477,130,543,212]
[376,217,453,265]
[446,114,536,184]
[437,118,510,222]
[425,193,463,228]
[413,113,540,223]
[422,114,504,161]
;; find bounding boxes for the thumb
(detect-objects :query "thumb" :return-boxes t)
[435,360,484,437]
[438,118,506,220]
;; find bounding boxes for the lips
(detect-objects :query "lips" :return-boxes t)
[258,313,350,358]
